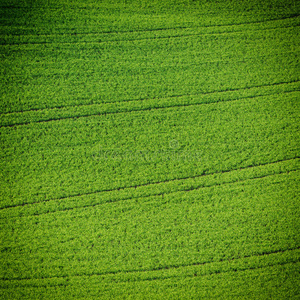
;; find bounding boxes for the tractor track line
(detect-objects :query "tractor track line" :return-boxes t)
[2,80,298,116]
[1,89,298,128]
[1,23,298,46]
[0,246,299,282]
[1,81,299,128]
[1,13,299,44]
[0,157,298,211]
[0,168,298,219]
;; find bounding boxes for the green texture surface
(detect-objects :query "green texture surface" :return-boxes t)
[0,0,299,299]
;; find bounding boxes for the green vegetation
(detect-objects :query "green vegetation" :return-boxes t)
[0,0,299,298]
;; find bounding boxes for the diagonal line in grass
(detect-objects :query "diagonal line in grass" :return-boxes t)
[0,246,299,282]
[1,14,299,46]
[1,168,298,219]
[0,157,298,212]
[1,80,299,128]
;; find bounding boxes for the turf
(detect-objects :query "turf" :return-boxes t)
[0,0,299,299]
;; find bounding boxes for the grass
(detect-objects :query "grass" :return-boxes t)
[0,0,299,299]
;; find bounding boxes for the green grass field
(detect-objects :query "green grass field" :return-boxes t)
[0,0,299,299]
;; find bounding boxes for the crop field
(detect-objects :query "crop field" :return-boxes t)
[0,0,299,299]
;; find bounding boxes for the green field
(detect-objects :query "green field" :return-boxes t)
[0,0,300,299]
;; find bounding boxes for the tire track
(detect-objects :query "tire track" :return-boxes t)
[1,80,299,128]
[1,89,299,128]
[2,14,298,36]
[1,14,299,46]
[2,260,299,288]
[2,79,298,115]
[117,259,300,284]
[1,168,297,219]
[0,157,298,211]
[1,24,297,46]
[0,246,299,282]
